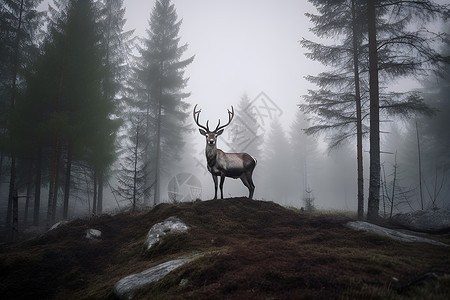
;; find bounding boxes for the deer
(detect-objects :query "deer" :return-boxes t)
[193,104,257,199]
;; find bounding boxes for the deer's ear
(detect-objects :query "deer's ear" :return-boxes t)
[199,128,207,136]
[216,129,224,136]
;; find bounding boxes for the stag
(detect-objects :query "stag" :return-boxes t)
[194,104,257,199]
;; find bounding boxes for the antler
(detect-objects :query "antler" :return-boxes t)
[193,104,209,132]
[215,106,234,132]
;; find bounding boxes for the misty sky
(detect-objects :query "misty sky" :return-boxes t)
[38,0,431,134]
[36,0,445,137]
[33,0,446,208]
[124,0,322,129]
[122,0,325,200]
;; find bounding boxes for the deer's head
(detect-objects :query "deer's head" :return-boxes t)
[193,104,234,146]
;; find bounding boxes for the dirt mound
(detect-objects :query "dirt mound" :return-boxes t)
[1,198,449,299]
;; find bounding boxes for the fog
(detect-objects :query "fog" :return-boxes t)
[125,0,320,121]
[124,0,447,212]
[122,0,339,210]
[1,0,449,230]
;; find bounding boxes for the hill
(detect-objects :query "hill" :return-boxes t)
[1,198,449,299]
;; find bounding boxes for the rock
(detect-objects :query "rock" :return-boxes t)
[346,221,448,247]
[144,216,189,250]
[392,209,450,233]
[179,278,188,286]
[113,256,195,300]
[85,229,102,240]
[49,221,68,231]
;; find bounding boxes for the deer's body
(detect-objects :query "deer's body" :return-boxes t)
[194,105,257,199]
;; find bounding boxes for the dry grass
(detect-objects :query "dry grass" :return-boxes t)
[1,198,449,299]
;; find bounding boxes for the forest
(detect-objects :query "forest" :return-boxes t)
[0,0,449,240]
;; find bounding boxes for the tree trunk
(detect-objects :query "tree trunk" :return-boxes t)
[390,152,397,219]
[51,142,62,225]
[6,156,14,228]
[93,171,97,215]
[47,34,66,225]
[7,0,24,231]
[63,145,72,219]
[416,121,424,210]
[352,0,364,220]
[381,165,387,218]
[0,153,3,184]
[34,146,42,226]
[12,190,18,240]
[144,92,151,206]
[98,2,111,215]
[367,0,381,221]
[154,88,162,206]
[97,173,103,214]
[24,161,33,226]
[83,167,91,214]
[133,123,139,211]
[47,138,59,226]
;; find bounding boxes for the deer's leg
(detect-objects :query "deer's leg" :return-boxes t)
[212,175,218,199]
[240,175,254,199]
[248,174,255,199]
[219,175,225,199]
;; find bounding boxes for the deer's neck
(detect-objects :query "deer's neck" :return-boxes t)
[205,144,218,167]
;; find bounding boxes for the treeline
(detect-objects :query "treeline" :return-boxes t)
[300,0,449,219]
[244,0,448,216]
[0,0,192,236]
[1,0,448,237]
[226,94,356,211]
[380,37,450,216]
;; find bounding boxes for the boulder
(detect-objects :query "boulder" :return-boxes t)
[144,216,188,250]
[346,221,448,246]
[85,229,102,240]
[113,256,195,300]
[49,221,68,231]
[392,209,450,233]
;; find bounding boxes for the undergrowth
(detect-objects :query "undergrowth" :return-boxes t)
[0,198,448,299]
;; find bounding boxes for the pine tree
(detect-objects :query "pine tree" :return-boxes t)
[65,0,119,217]
[366,0,381,220]
[19,0,118,224]
[1,0,44,233]
[92,0,133,215]
[115,114,151,210]
[132,0,194,205]
[366,0,446,220]
[416,30,450,208]
[396,27,450,210]
[260,118,292,205]
[228,94,263,158]
[289,110,321,208]
[301,0,369,219]
[301,0,447,219]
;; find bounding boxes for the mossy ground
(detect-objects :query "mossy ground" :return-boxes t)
[1,198,449,299]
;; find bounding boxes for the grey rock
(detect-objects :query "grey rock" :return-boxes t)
[346,221,448,246]
[392,209,450,232]
[49,221,68,231]
[144,216,189,250]
[85,229,102,240]
[113,256,195,300]
[179,278,188,286]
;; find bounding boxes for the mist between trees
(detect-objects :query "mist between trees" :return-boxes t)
[0,0,449,239]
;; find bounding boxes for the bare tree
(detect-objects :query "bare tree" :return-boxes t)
[115,116,151,211]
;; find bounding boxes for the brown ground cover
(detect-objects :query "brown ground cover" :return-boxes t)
[1,198,449,299]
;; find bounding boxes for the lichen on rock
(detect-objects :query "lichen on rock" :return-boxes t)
[144,216,189,250]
